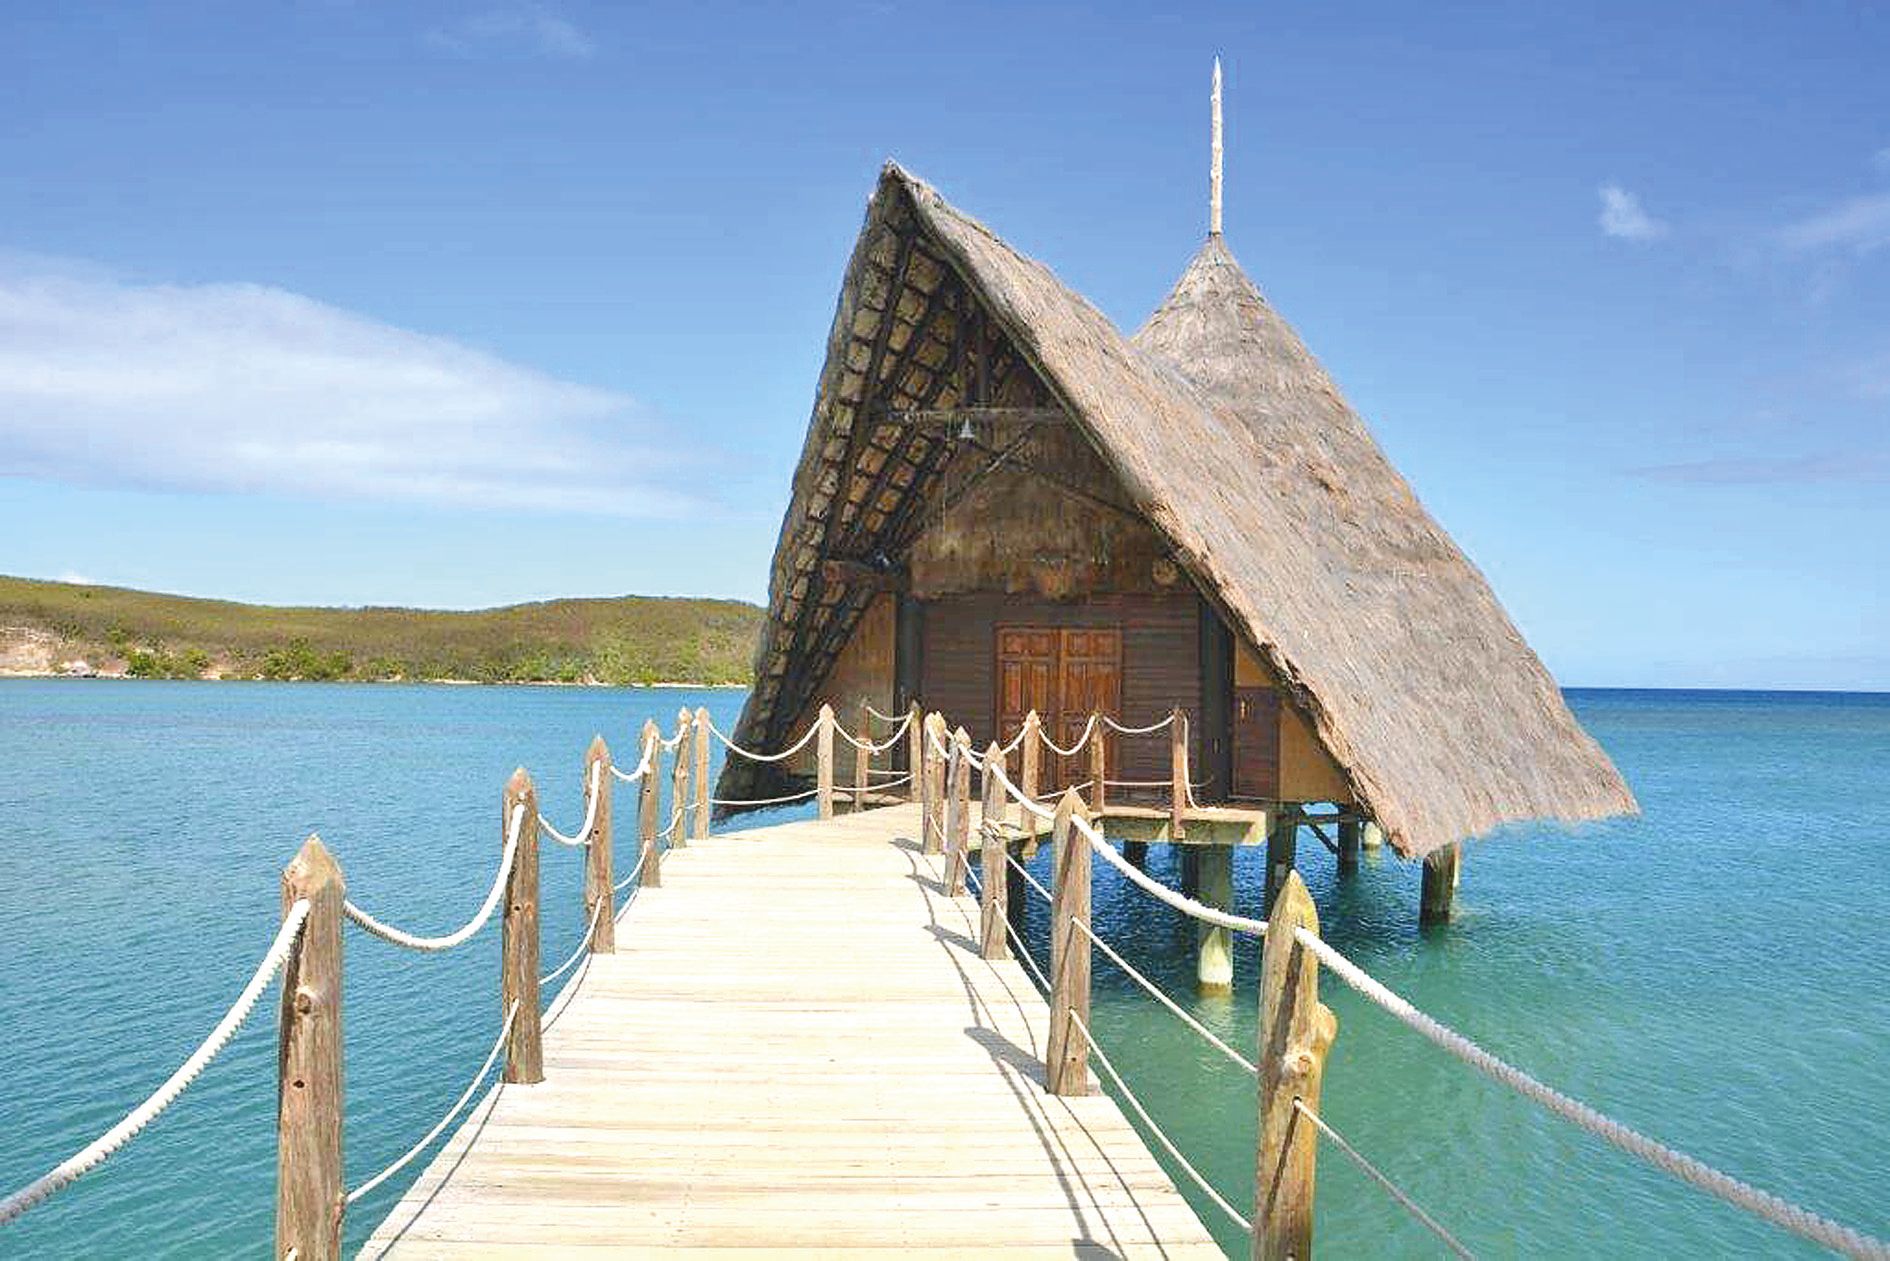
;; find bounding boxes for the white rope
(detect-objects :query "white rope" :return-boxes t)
[1102,713,1176,735]
[538,762,602,847]
[344,804,524,951]
[655,805,685,840]
[1038,714,1098,757]
[608,740,655,783]
[541,900,606,985]
[1003,846,1054,905]
[1297,927,1889,1260]
[835,710,914,754]
[863,702,908,724]
[985,759,1057,822]
[345,1001,519,1206]
[0,901,311,1226]
[1070,917,1256,1075]
[1081,822,1269,936]
[963,865,1053,996]
[704,715,819,763]
[1291,1100,1473,1259]
[709,785,820,807]
[613,847,650,893]
[1067,1011,1250,1232]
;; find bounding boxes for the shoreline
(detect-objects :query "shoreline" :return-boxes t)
[0,670,748,688]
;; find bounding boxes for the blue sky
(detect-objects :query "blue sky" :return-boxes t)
[1,2,1885,689]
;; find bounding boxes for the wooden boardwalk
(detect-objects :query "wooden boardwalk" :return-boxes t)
[365,803,1222,1258]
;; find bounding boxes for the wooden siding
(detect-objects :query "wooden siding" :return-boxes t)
[1235,641,1352,803]
[920,593,1199,791]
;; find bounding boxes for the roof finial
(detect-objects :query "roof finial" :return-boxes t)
[1209,56,1224,237]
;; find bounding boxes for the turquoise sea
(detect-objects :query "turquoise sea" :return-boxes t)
[0,682,1884,1257]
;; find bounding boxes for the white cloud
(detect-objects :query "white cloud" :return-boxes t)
[427,4,596,60]
[1597,184,1669,241]
[56,573,99,586]
[1779,192,1890,255]
[0,261,689,517]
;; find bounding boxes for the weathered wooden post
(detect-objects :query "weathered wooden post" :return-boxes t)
[980,740,1009,960]
[669,711,691,850]
[692,706,711,840]
[638,719,661,889]
[816,702,836,820]
[1337,818,1361,877]
[1169,705,1188,840]
[501,769,543,1084]
[1254,871,1337,1260]
[1088,719,1108,817]
[905,699,923,804]
[921,712,946,855]
[1263,811,1297,915]
[1420,842,1461,926]
[583,735,615,954]
[945,726,972,894]
[853,702,871,814]
[1045,789,1092,1097]
[278,835,344,1261]
[1020,709,1042,831]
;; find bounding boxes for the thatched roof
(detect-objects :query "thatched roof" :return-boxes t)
[722,162,1635,856]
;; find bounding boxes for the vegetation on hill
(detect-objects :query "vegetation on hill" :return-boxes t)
[0,575,763,685]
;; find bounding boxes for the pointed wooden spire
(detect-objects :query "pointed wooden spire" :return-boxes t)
[1210,56,1224,237]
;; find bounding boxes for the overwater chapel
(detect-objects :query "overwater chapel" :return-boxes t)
[721,73,1634,924]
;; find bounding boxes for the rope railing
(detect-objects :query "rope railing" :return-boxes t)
[1067,1010,1251,1232]
[703,714,820,763]
[1291,1099,1474,1259]
[1295,925,1889,1260]
[0,900,311,1226]
[343,803,524,952]
[345,1001,520,1206]
[607,739,656,783]
[538,761,603,846]
[834,708,913,754]
[969,721,1887,1260]
[541,901,606,986]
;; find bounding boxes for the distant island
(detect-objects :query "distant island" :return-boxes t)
[0,575,762,685]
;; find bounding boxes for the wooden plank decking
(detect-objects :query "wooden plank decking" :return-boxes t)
[364,803,1223,1258]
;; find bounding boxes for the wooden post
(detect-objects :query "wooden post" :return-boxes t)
[1169,705,1187,840]
[1045,789,1092,1097]
[980,741,1009,960]
[905,700,923,804]
[278,835,344,1261]
[921,712,946,855]
[1337,818,1361,877]
[638,719,661,889]
[670,710,691,850]
[1263,812,1298,915]
[1197,845,1234,997]
[945,727,971,894]
[502,769,544,1084]
[1254,871,1337,1261]
[816,703,836,820]
[1088,720,1107,818]
[1420,842,1462,926]
[1020,709,1042,831]
[692,707,711,840]
[583,735,615,954]
[853,702,871,814]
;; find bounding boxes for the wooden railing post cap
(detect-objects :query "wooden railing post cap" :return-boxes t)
[505,766,534,800]
[283,833,343,893]
[1056,787,1086,820]
[819,702,835,720]
[984,740,1002,759]
[586,733,609,762]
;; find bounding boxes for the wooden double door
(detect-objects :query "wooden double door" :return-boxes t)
[995,626,1120,790]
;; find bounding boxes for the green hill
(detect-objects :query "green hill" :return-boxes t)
[0,575,763,685]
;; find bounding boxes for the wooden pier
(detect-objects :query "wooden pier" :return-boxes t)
[364,803,1222,1257]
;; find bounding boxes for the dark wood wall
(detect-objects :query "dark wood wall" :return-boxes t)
[915,592,1201,790]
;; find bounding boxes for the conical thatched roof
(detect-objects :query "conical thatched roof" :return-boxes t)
[722,162,1635,856]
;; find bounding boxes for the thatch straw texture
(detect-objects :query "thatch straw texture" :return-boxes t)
[721,163,1635,856]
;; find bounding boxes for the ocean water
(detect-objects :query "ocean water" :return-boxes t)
[0,683,1884,1257]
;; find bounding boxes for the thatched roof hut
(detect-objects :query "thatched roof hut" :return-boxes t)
[721,159,1634,859]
